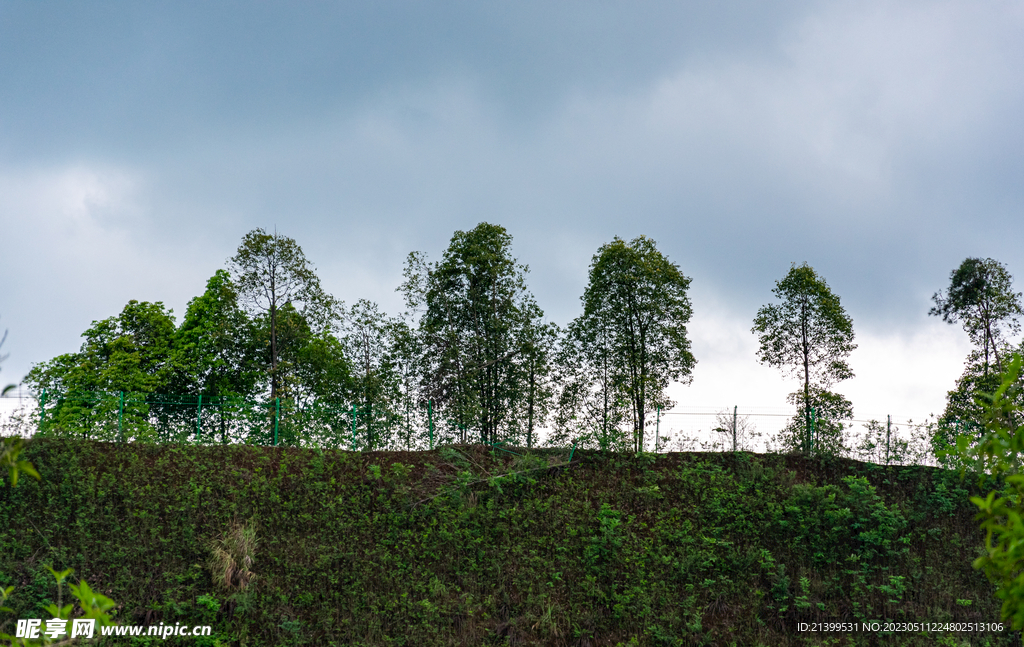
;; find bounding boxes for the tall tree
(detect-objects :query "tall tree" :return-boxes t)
[752,263,856,453]
[930,259,1023,447]
[173,270,260,398]
[931,258,1022,377]
[340,299,404,449]
[512,317,558,448]
[564,236,695,452]
[400,223,549,445]
[228,229,338,401]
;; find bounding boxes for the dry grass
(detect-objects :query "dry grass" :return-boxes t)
[207,518,258,592]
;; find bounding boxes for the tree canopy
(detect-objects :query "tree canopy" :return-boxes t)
[931,257,1022,376]
[557,236,694,452]
[228,228,338,401]
[400,222,551,446]
[930,258,1024,451]
[753,263,856,453]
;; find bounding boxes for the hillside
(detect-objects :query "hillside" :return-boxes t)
[0,440,1015,646]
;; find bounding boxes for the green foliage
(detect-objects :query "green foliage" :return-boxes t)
[174,270,261,398]
[0,566,117,647]
[753,263,856,453]
[1,436,117,647]
[26,300,179,398]
[855,418,909,465]
[931,258,1023,455]
[0,439,39,488]
[931,258,1022,377]
[950,353,1024,629]
[228,228,339,401]
[400,223,552,446]
[776,386,853,456]
[933,347,1024,461]
[0,441,1012,646]
[554,236,694,452]
[340,300,408,450]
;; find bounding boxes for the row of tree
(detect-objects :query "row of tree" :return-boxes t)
[25,224,697,450]
[23,222,1018,455]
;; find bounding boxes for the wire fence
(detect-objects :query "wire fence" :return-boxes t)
[651,405,941,466]
[0,390,944,466]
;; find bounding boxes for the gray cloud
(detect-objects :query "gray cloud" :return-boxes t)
[1,0,1021,420]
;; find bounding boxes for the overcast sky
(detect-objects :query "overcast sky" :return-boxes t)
[1,0,1022,425]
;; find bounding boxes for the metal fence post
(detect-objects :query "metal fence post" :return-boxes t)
[732,405,738,452]
[39,388,47,432]
[655,406,661,452]
[810,407,817,453]
[351,404,356,451]
[886,414,891,465]
[195,395,202,442]
[118,391,124,442]
[428,400,434,450]
[274,397,280,446]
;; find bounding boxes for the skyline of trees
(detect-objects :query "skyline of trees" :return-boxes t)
[16,227,1024,456]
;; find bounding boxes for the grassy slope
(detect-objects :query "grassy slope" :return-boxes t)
[0,439,1016,646]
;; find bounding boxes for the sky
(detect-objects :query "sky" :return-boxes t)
[1,0,1022,428]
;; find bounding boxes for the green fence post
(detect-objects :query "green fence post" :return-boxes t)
[274,397,280,446]
[39,388,46,432]
[406,400,411,451]
[428,400,434,450]
[195,395,202,442]
[810,407,817,453]
[118,391,124,443]
[351,404,357,451]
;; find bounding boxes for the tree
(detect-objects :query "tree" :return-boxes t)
[26,300,179,397]
[24,300,179,440]
[173,270,260,398]
[400,223,549,445]
[248,302,352,445]
[931,259,1023,447]
[933,344,1024,458]
[511,318,559,448]
[228,229,338,401]
[340,299,404,449]
[949,353,1024,628]
[712,408,760,452]
[561,236,695,452]
[552,307,632,450]
[752,263,856,453]
[930,258,1022,377]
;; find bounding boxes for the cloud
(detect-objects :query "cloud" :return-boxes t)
[0,0,1020,425]
[0,165,224,381]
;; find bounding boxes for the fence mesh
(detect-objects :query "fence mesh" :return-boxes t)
[1,391,943,466]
